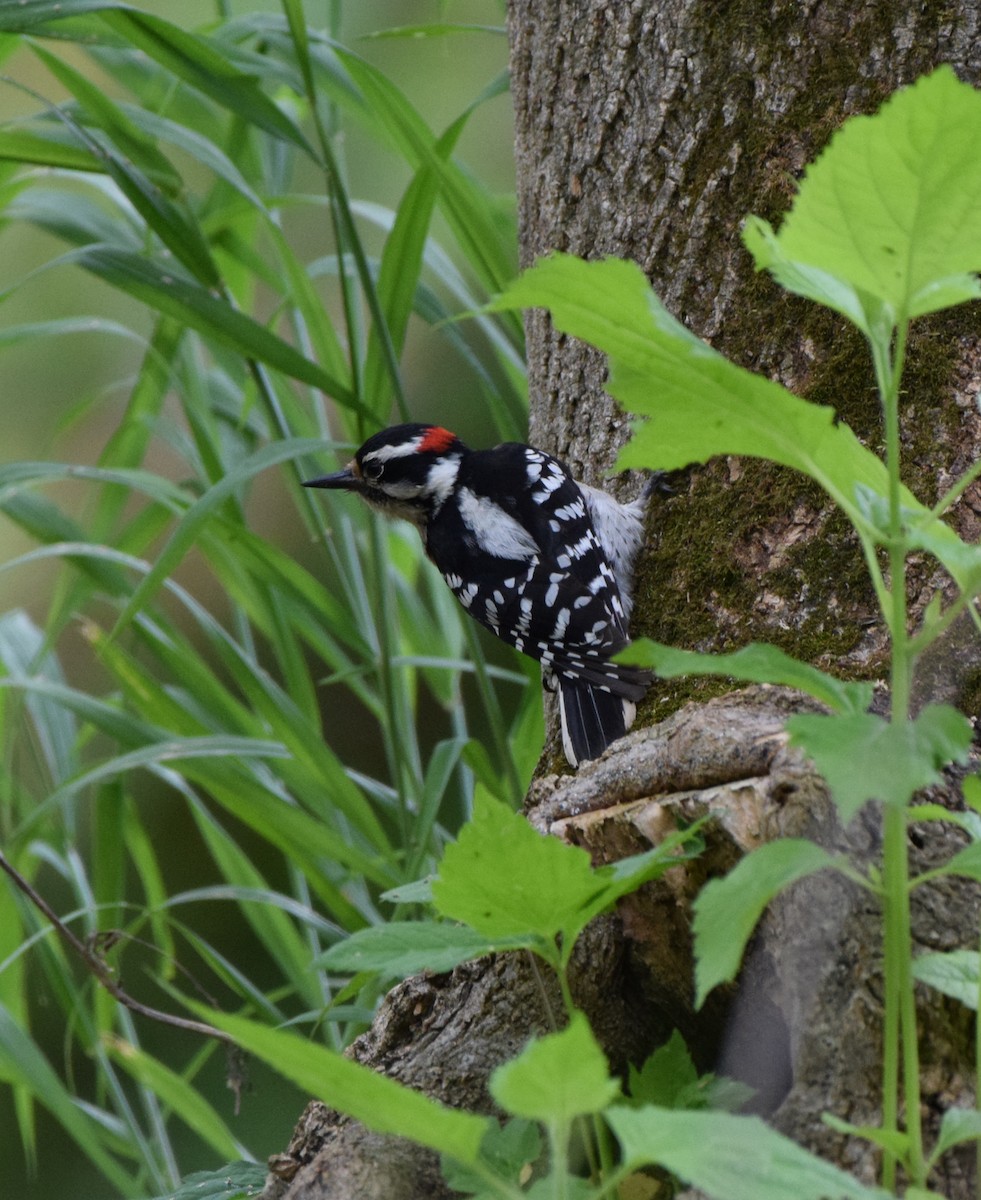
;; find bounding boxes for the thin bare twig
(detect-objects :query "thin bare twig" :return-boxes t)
[0,847,235,1047]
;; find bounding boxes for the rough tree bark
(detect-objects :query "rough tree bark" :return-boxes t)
[261,4,981,1197]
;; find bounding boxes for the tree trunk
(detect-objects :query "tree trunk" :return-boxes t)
[262,4,981,1196]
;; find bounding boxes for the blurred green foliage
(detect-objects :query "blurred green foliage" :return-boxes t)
[0,3,535,1196]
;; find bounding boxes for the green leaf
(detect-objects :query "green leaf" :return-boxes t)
[853,484,981,594]
[381,877,435,905]
[489,1014,620,1123]
[943,842,981,884]
[66,247,357,405]
[0,0,117,27]
[0,125,103,171]
[693,840,839,1007]
[318,921,527,978]
[442,1119,542,1197]
[97,8,314,155]
[491,254,892,529]
[626,1030,698,1108]
[911,950,979,1009]
[742,215,890,336]
[787,705,972,821]
[431,792,601,947]
[192,1007,490,1165]
[108,438,328,637]
[822,1113,911,1163]
[929,1107,981,1167]
[771,67,981,318]
[622,640,872,715]
[140,1162,267,1200]
[0,1003,134,1192]
[608,1107,891,1200]
[103,1035,244,1161]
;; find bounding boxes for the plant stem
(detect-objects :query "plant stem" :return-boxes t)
[875,318,925,1190]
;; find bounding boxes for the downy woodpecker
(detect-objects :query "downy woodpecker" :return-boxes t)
[304,424,650,767]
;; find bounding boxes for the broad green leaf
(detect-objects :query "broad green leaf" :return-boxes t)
[140,1162,267,1200]
[489,1014,620,1123]
[319,921,527,977]
[911,950,978,1009]
[742,216,889,336]
[431,792,600,946]
[693,840,839,1007]
[491,254,891,528]
[626,1030,698,1109]
[965,774,981,816]
[194,1008,490,1165]
[772,68,981,317]
[608,1107,890,1200]
[622,640,872,715]
[853,484,981,594]
[787,705,972,821]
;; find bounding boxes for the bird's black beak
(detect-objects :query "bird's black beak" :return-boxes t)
[302,464,362,491]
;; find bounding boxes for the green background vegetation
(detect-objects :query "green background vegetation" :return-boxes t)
[0,3,527,1197]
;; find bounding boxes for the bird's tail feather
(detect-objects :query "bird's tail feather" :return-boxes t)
[557,677,638,768]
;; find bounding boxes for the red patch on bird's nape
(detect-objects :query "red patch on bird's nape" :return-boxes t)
[418,425,457,454]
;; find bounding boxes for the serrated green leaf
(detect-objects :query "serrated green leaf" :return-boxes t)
[431,792,600,947]
[693,840,838,1007]
[608,1107,890,1200]
[911,950,979,1009]
[774,67,981,317]
[490,1014,620,1123]
[626,1030,698,1108]
[787,705,972,820]
[192,1007,490,1165]
[491,255,892,529]
[742,215,888,335]
[318,921,525,977]
[622,640,872,715]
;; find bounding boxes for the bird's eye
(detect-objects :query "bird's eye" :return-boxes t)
[362,459,384,482]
